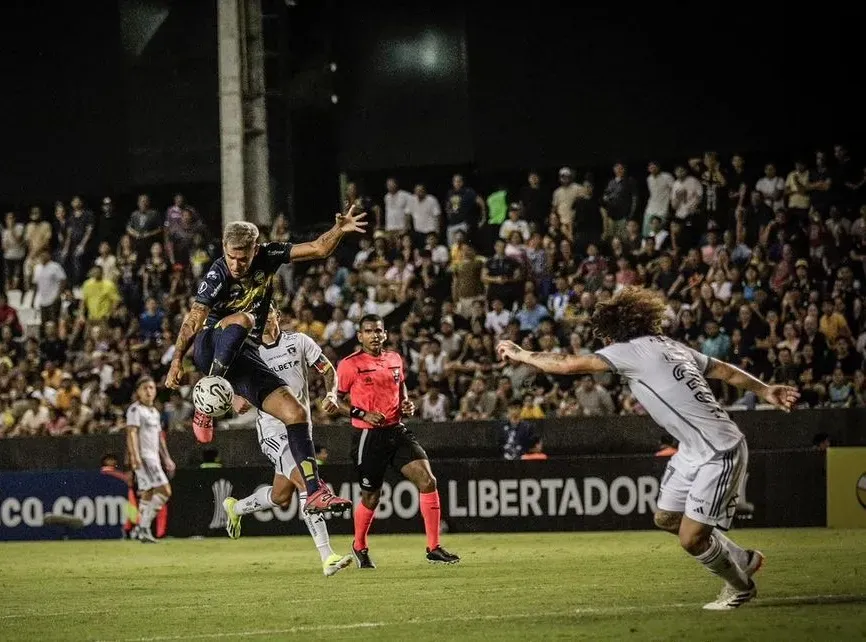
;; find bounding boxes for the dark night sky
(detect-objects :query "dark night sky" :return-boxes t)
[0,1,863,214]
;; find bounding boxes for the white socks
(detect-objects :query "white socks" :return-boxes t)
[139,493,168,530]
[712,528,749,570]
[233,487,335,562]
[694,536,750,590]
[299,492,334,562]
[235,486,279,515]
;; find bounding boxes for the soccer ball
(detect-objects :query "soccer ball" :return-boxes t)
[192,375,234,418]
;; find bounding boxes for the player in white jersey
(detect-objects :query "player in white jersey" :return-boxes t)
[126,376,175,543]
[222,306,352,576]
[496,287,799,611]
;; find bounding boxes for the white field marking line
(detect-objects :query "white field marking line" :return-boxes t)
[100,594,866,642]
[0,582,567,621]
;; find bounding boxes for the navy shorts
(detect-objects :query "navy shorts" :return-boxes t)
[193,326,284,409]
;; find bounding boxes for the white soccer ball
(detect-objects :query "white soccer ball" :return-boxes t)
[192,375,234,418]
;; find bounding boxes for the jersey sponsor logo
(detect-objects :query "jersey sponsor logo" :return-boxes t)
[272,360,300,372]
[198,282,207,294]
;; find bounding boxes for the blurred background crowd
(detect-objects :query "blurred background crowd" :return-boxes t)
[2,144,865,442]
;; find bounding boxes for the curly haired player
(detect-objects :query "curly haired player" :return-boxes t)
[497,287,799,611]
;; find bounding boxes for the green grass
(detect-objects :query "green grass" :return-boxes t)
[1,530,865,641]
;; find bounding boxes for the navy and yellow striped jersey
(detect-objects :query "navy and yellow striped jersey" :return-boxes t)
[194,242,293,343]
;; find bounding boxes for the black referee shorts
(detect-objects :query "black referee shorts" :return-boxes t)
[351,425,428,492]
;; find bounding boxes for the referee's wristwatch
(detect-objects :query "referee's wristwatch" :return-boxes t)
[350,406,366,419]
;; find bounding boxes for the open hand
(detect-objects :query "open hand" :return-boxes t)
[761,385,800,412]
[336,204,368,234]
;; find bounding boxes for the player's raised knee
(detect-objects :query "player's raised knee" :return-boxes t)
[653,510,681,533]
[416,472,437,493]
[678,528,710,555]
[218,311,255,330]
[270,485,293,506]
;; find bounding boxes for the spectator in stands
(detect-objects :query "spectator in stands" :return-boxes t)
[602,162,638,237]
[445,174,486,246]
[126,194,163,264]
[500,400,534,461]
[3,212,26,292]
[65,196,95,286]
[0,293,22,337]
[79,266,120,326]
[644,162,673,236]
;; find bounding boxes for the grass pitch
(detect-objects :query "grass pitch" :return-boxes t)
[1,529,864,641]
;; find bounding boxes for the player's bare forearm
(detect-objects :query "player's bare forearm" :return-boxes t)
[126,427,141,467]
[290,225,344,262]
[158,437,171,464]
[321,365,337,395]
[512,349,610,375]
[705,359,768,394]
[172,302,209,363]
[331,391,352,417]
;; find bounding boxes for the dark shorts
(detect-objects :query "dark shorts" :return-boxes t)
[193,326,284,409]
[351,425,428,492]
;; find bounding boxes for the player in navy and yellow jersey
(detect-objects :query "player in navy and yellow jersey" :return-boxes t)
[165,206,366,514]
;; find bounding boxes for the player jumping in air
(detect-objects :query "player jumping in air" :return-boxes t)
[323,314,460,567]
[126,376,176,543]
[222,306,353,576]
[164,207,367,514]
[496,287,799,611]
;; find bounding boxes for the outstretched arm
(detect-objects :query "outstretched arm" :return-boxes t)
[495,340,611,375]
[165,302,210,388]
[289,205,368,262]
[705,358,799,411]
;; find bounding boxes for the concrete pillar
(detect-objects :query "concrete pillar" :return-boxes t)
[242,0,271,227]
[217,0,245,225]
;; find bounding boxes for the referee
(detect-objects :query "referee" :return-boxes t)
[325,314,459,568]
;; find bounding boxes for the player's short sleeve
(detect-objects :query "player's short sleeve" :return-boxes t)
[594,343,640,377]
[262,242,294,270]
[336,359,356,395]
[125,404,140,428]
[299,333,324,368]
[194,264,226,307]
[685,345,713,375]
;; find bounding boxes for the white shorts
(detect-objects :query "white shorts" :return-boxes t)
[135,458,169,492]
[657,441,748,531]
[257,414,298,478]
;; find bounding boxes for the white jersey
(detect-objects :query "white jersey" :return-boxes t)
[256,331,323,437]
[596,336,743,463]
[126,401,163,460]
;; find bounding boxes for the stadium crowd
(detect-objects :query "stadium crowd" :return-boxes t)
[1,145,865,440]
